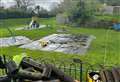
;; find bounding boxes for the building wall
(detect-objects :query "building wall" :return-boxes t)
[103,6,114,15]
[113,6,120,15]
[101,6,120,15]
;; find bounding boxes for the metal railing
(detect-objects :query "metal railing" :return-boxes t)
[36,58,95,82]
[0,57,115,82]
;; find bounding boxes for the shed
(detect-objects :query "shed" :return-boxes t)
[101,6,120,15]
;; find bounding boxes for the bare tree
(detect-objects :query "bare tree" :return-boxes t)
[0,0,3,8]
[21,0,34,9]
[14,0,35,10]
[14,0,21,8]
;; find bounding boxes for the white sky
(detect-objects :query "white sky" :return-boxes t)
[0,0,63,10]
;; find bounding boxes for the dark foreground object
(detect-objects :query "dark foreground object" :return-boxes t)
[100,67,120,82]
[21,58,74,82]
[0,76,11,82]
[0,56,75,82]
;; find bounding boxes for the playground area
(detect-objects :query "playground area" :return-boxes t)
[20,34,95,54]
[0,17,120,65]
[0,36,32,47]
[0,0,120,81]
[0,17,120,82]
[0,33,95,55]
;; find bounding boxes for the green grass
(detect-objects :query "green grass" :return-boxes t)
[96,15,120,22]
[0,17,120,67]
[0,18,56,39]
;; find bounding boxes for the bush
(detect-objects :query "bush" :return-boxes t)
[0,9,54,19]
[83,19,113,29]
[0,9,32,19]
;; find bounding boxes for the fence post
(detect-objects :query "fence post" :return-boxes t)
[73,58,83,82]
[3,55,7,74]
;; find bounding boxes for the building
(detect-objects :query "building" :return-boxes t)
[101,6,120,15]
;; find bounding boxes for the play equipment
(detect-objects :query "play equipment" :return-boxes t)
[113,23,120,31]
[87,66,120,82]
[28,6,41,29]
[28,16,39,29]
[39,40,49,47]
[87,71,101,82]
[112,17,120,31]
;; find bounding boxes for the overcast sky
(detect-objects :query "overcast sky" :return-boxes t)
[0,0,63,10]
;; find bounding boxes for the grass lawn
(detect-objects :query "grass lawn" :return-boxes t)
[97,15,120,22]
[0,17,120,67]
